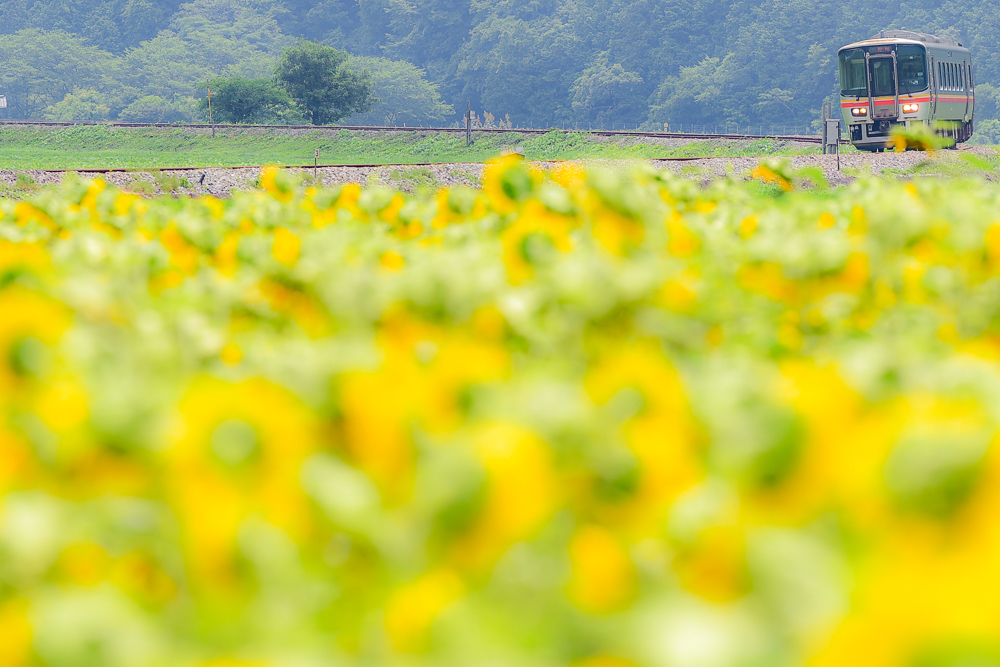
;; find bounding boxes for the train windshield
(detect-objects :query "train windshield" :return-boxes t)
[897,45,927,93]
[869,58,895,96]
[839,49,867,96]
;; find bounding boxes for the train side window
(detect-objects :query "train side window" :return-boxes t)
[897,45,927,91]
[939,63,945,90]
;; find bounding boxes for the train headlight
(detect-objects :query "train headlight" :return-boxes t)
[901,103,920,113]
[851,107,868,117]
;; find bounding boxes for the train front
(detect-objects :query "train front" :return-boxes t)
[839,39,929,151]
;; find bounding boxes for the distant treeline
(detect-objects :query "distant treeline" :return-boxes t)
[4,0,1000,134]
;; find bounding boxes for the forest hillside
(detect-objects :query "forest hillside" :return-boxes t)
[3,0,1000,136]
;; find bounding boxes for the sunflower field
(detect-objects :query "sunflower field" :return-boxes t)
[2,156,1000,667]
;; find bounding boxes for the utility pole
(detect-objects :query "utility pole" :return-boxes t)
[466,101,471,148]
[207,85,215,138]
[821,101,829,154]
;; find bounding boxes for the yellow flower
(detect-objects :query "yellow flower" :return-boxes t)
[79,177,106,213]
[751,164,792,191]
[113,191,142,216]
[0,598,32,667]
[13,202,58,232]
[501,200,574,283]
[585,343,701,532]
[201,196,225,219]
[165,377,318,585]
[272,227,301,267]
[739,214,759,239]
[849,205,867,236]
[220,342,242,365]
[378,193,405,224]
[0,239,49,276]
[986,222,1000,267]
[0,427,34,493]
[212,230,241,277]
[659,277,698,313]
[159,224,199,275]
[666,211,700,257]
[738,262,799,304]
[483,154,536,215]
[259,165,294,202]
[380,251,405,271]
[550,162,587,190]
[0,288,72,392]
[384,569,465,652]
[336,182,364,220]
[567,525,636,612]
[590,203,643,257]
[258,278,330,337]
[452,422,558,569]
[58,542,111,586]
[32,375,88,434]
[673,524,747,602]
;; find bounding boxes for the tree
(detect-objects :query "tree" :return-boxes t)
[119,95,198,122]
[274,40,374,125]
[0,29,116,119]
[455,14,582,126]
[198,77,300,123]
[570,53,644,126]
[43,89,111,121]
[345,56,453,125]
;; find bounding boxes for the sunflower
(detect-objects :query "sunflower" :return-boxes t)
[165,377,319,586]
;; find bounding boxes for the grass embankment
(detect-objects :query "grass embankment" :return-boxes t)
[0,125,822,170]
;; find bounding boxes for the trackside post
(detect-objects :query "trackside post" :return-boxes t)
[825,118,842,170]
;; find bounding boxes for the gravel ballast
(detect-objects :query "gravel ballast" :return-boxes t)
[1,145,994,198]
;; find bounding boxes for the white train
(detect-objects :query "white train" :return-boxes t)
[838,30,974,151]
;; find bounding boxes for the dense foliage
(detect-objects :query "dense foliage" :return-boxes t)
[0,5,449,126]
[3,0,1000,131]
[274,41,374,125]
[199,77,302,124]
[2,159,1000,664]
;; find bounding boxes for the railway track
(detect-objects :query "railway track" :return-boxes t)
[31,156,757,174]
[0,119,831,145]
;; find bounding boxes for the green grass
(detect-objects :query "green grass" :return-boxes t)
[0,125,823,170]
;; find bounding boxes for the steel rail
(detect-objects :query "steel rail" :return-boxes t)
[0,119,833,145]
[29,155,750,174]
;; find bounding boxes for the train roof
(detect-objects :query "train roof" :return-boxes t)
[840,30,968,52]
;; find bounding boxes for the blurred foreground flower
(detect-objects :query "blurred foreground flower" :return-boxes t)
[1,160,1000,666]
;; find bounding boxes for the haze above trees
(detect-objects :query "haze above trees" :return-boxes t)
[3,0,1000,133]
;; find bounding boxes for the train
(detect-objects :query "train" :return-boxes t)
[838,30,974,151]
